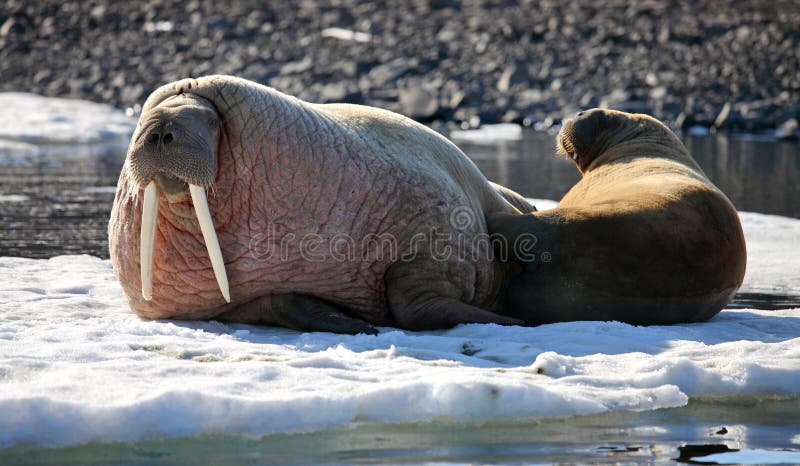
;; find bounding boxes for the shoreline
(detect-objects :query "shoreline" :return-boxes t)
[1,0,798,137]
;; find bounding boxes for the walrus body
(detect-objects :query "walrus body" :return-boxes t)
[488,108,747,325]
[109,75,533,333]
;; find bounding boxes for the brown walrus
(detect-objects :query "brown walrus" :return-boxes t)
[487,108,747,325]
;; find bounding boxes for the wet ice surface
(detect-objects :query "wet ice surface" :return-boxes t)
[696,449,800,465]
[0,210,798,449]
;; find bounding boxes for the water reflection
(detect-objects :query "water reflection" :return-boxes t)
[686,135,800,218]
[1,397,798,465]
[459,130,800,219]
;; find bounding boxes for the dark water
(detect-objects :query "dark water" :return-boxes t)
[2,397,800,465]
[461,129,800,218]
[0,145,123,259]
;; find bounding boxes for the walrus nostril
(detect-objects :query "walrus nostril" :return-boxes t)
[577,111,585,117]
[147,133,159,145]
[162,132,174,145]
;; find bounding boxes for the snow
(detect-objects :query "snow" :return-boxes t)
[738,212,800,294]
[450,123,523,144]
[0,213,799,448]
[528,198,559,211]
[0,194,30,203]
[0,93,135,147]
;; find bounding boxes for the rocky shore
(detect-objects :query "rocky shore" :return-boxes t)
[1,0,799,135]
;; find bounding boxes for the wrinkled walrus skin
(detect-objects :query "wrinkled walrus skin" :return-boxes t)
[109,75,535,333]
[488,108,747,325]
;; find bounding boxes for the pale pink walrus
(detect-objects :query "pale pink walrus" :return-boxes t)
[109,75,534,334]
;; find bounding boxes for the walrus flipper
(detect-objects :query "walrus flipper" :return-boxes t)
[217,293,378,335]
[384,260,524,330]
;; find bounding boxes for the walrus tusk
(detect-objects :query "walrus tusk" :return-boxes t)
[140,181,158,301]
[189,184,231,303]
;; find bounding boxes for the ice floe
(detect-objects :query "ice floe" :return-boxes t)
[0,212,798,447]
[450,123,523,144]
[0,93,135,147]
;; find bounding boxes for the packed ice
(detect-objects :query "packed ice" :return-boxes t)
[1,210,798,447]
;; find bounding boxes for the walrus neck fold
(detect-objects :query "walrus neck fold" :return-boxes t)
[587,136,703,175]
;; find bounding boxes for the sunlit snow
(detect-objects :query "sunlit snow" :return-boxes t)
[1,210,798,447]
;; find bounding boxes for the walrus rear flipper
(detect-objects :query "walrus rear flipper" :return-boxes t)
[385,260,524,330]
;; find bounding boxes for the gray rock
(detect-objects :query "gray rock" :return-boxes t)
[713,102,733,128]
[399,87,440,120]
[319,82,362,103]
[496,64,528,93]
[368,58,413,86]
[714,102,751,130]
[119,84,145,104]
[0,0,797,130]
[775,118,799,140]
[0,16,28,37]
[280,58,313,75]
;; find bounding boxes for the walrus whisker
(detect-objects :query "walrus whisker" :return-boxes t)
[140,181,158,301]
[189,184,230,303]
[556,133,575,159]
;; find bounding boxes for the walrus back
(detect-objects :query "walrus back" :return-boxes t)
[560,155,747,304]
[316,102,520,216]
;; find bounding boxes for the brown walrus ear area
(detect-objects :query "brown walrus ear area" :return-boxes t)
[557,108,624,173]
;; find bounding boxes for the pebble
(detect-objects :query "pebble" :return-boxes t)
[776,118,799,140]
[0,0,796,131]
[398,87,440,121]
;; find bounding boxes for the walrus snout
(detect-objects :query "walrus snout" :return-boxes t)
[127,94,220,191]
[145,122,175,147]
[556,118,577,159]
[129,118,217,190]
[143,121,189,201]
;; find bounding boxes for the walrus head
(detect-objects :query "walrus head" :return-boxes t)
[125,93,229,303]
[128,93,220,198]
[556,108,676,174]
